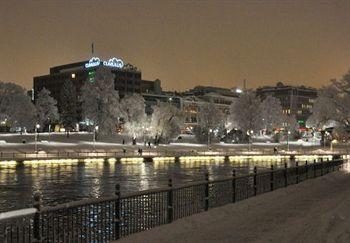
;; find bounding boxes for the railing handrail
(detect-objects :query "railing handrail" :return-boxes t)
[41,195,120,212]
[0,208,37,221]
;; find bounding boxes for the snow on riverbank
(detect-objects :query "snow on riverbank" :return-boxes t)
[119,169,350,243]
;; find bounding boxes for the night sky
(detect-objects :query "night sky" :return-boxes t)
[1,0,350,91]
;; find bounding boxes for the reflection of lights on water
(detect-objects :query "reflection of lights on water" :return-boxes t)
[23,159,79,166]
[83,158,105,163]
[295,155,332,162]
[120,158,144,163]
[0,160,17,168]
[153,157,175,162]
[229,155,289,162]
[179,156,225,162]
[108,158,117,163]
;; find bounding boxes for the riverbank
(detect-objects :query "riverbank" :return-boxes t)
[118,169,350,243]
[0,132,347,161]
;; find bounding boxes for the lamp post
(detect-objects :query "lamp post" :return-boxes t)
[248,130,253,151]
[48,124,51,143]
[207,128,213,148]
[93,125,98,151]
[35,124,40,153]
[287,130,291,151]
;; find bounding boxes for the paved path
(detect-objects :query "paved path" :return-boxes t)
[118,170,350,243]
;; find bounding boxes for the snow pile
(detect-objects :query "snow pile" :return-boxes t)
[118,170,350,243]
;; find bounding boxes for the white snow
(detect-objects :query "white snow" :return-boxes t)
[118,168,350,243]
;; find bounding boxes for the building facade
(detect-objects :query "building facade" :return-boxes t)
[256,82,318,127]
[33,57,162,114]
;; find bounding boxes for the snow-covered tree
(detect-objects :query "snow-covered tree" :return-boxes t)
[282,114,298,133]
[306,93,338,129]
[81,67,120,136]
[120,93,147,139]
[149,102,183,143]
[194,102,224,143]
[230,91,263,134]
[321,70,350,126]
[35,88,59,129]
[60,79,79,130]
[0,81,36,131]
[259,95,284,132]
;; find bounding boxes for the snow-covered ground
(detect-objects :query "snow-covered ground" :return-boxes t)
[0,132,348,156]
[118,167,350,243]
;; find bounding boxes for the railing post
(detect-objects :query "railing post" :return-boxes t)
[284,162,288,187]
[232,169,236,203]
[326,158,330,173]
[205,172,209,211]
[167,178,173,223]
[270,165,274,191]
[296,162,299,184]
[305,161,308,179]
[253,166,257,196]
[114,184,121,240]
[313,159,316,178]
[33,192,42,243]
[320,158,324,176]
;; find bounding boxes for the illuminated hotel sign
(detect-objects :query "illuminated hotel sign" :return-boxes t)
[85,57,124,69]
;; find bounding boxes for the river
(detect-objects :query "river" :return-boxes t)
[0,155,332,212]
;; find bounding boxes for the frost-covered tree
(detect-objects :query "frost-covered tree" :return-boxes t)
[306,93,338,129]
[81,67,120,136]
[120,93,147,139]
[230,91,263,134]
[35,88,59,129]
[149,102,183,143]
[259,96,284,132]
[60,79,79,130]
[321,70,350,126]
[0,81,36,131]
[194,102,224,143]
[282,115,298,133]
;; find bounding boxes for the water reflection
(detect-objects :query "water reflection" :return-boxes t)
[0,155,334,212]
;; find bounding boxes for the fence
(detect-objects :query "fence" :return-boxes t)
[0,157,345,242]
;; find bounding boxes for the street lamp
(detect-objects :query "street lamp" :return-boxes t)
[93,125,98,151]
[35,124,40,153]
[208,128,213,148]
[248,130,253,151]
[287,130,291,151]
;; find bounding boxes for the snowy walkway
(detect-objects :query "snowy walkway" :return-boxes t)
[118,170,350,243]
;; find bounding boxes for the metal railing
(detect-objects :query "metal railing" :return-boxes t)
[0,157,345,242]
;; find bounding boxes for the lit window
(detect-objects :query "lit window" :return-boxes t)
[71,73,76,78]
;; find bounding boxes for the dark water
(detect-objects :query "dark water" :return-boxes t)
[0,155,332,212]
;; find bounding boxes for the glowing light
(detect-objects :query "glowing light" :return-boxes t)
[120,157,144,163]
[153,157,175,162]
[85,57,124,69]
[83,158,105,163]
[85,57,101,68]
[103,57,124,68]
[108,158,117,163]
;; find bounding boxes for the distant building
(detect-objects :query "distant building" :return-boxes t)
[180,86,240,132]
[256,82,318,127]
[33,57,162,115]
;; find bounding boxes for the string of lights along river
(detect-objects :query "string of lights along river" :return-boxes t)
[0,155,332,212]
